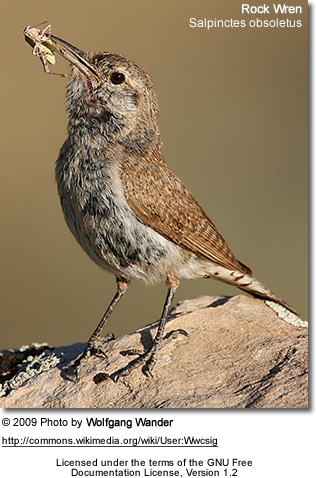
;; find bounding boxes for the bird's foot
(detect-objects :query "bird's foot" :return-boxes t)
[63,333,115,381]
[110,328,188,381]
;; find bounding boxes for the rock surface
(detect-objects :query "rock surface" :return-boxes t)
[0,295,308,408]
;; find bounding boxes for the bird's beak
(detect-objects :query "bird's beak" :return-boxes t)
[44,34,101,82]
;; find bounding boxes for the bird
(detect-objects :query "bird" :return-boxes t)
[25,29,298,380]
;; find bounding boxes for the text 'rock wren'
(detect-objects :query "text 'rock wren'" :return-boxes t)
[24,27,298,381]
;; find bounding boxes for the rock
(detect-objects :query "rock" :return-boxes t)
[0,295,308,408]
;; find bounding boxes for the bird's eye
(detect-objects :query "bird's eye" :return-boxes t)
[110,72,125,85]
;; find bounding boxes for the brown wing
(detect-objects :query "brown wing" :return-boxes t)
[120,152,251,275]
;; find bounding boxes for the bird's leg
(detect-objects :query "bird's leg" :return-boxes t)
[65,277,129,379]
[111,276,188,381]
[85,278,130,355]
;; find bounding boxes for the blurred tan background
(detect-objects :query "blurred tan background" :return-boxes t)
[1,0,307,350]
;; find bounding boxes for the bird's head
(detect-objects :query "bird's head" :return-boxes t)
[47,34,160,151]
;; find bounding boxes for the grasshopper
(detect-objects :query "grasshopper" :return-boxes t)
[24,24,67,77]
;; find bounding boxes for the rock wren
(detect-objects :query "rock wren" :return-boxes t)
[25,29,298,380]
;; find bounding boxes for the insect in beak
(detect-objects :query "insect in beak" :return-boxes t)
[24,24,101,82]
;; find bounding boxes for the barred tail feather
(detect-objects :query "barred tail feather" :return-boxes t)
[236,275,299,316]
[203,261,299,316]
